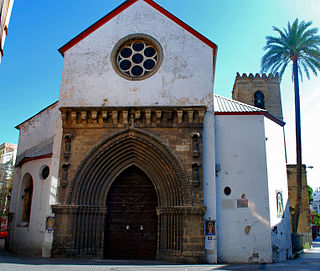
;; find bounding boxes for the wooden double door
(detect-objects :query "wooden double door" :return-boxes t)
[104,166,158,259]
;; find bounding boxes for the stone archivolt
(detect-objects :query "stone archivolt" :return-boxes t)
[52,107,206,263]
[67,127,192,206]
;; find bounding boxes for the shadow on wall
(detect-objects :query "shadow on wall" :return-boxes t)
[270,201,292,262]
[246,199,292,262]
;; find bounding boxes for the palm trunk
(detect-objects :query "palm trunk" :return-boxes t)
[292,59,303,234]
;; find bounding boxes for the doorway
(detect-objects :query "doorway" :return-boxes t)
[104,166,158,259]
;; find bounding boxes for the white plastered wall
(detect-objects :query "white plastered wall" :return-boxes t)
[264,118,292,261]
[59,0,214,109]
[41,110,62,257]
[10,104,58,214]
[16,103,58,155]
[215,114,272,263]
[203,110,217,263]
[0,0,14,61]
[9,158,53,256]
[9,103,61,256]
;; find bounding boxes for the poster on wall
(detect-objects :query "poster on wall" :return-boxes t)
[205,218,215,250]
[44,216,54,243]
[276,191,284,217]
[46,216,54,232]
[205,235,215,250]
[206,218,215,236]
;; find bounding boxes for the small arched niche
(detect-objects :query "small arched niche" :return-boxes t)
[18,173,34,226]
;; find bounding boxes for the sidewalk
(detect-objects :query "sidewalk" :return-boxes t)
[300,239,320,258]
[0,238,319,271]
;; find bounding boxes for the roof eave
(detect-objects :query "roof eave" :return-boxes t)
[58,0,217,57]
[215,111,286,127]
[15,101,59,130]
[16,154,53,167]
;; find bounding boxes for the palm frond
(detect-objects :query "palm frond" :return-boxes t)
[261,18,320,82]
[300,59,310,80]
[264,36,285,48]
[300,27,319,43]
[296,20,312,40]
[278,59,290,79]
[304,56,320,75]
[261,50,286,73]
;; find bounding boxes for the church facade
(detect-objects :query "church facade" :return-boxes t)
[8,0,292,264]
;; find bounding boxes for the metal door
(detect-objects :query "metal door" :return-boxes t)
[104,166,158,259]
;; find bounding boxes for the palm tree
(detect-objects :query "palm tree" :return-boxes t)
[261,19,320,235]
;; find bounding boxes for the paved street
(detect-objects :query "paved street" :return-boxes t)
[0,239,319,271]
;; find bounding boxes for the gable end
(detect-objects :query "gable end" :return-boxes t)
[58,0,217,56]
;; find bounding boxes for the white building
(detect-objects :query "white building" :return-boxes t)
[312,188,320,213]
[8,0,292,263]
[0,142,17,216]
[0,0,14,62]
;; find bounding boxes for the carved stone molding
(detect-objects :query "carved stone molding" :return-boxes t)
[61,163,70,188]
[51,204,108,215]
[192,133,200,158]
[59,106,206,128]
[63,133,74,158]
[187,110,194,123]
[81,111,87,121]
[192,162,201,187]
[91,111,97,123]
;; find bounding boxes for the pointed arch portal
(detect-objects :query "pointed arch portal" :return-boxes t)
[105,166,158,259]
[67,128,192,207]
[52,128,206,262]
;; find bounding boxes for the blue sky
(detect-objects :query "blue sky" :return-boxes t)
[1,0,319,189]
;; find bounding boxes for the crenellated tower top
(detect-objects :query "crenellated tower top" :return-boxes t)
[232,72,283,121]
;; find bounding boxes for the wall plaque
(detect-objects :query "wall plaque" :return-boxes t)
[221,199,234,209]
[237,199,248,208]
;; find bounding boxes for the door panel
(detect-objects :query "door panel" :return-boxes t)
[104,166,158,259]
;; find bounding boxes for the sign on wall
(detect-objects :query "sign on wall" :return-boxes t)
[205,218,215,250]
[206,218,215,236]
[46,216,54,232]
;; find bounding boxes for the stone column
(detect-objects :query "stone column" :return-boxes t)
[156,206,206,263]
[203,110,217,263]
[51,205,77,257]
[287,165,312,251]
[51,204,107,258]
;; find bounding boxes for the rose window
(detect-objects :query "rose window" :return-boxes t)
[112,35,163,80]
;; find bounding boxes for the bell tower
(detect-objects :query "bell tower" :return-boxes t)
[232,73,283,121]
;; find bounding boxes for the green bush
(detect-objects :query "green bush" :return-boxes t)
[303,242,311,249]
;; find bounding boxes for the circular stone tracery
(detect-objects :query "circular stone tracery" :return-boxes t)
[112,34,163,80]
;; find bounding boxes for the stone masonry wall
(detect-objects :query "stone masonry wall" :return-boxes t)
[52,106,207,263]
[232,73,283,121]
[287,165,312,246]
